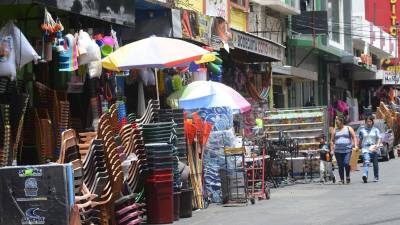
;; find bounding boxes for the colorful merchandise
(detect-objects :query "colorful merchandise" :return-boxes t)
[59,34,78,72]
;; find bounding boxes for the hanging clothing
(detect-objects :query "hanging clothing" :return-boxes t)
[59,34,78,72]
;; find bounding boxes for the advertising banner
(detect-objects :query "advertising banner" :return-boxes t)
[205,0,228,20]
[32,0,135,26]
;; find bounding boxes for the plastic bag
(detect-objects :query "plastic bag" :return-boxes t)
[78,30,100,65]
[87,39,102,78]
[0,34,16,79]
[88,61,102,78]
[10,22,40,68]
[0,22,40,79]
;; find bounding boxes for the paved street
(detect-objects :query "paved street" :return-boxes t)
[175,158,400,225]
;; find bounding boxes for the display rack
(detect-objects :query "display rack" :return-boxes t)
[264,107,328,153]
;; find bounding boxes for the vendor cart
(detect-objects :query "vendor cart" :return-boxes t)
[245,145,268,204]
[221,147,247,205]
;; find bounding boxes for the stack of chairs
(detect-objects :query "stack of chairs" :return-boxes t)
[34,108,56,163]
[59,130,102,225]
[0,78,30,166]
[52,90,70,158]
[141,122,180,191]
[0,104,10,166]
[33,82,56,162]
[78,131,97,160]
[155,109,187,161]
[97,113,124,224]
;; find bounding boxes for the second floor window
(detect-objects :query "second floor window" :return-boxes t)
[328,0,340,43]
[300,0,313,12]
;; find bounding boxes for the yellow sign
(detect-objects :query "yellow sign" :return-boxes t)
[390,0,397,36]
[387,65,400,72]
[230,7,247,32]
[175,0,203,13]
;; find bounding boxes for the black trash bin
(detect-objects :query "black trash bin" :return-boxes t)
[180,188,193,218]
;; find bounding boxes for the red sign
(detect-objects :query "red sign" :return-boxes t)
[365,0,400,35]
[365,0,400,55]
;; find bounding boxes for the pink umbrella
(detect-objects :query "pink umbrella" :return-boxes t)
[209,81,251,114]
[174,81,251,114]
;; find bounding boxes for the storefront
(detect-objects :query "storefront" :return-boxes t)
[224,28,285,108]
[272,65,318,108]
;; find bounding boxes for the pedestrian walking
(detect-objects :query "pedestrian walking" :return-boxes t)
[330,115,358,184]
[358,115,381,183]
[319,134,335,183]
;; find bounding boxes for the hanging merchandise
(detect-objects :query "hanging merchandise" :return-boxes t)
[158,70,166,94]
[99,35,115,57]
[139,68,156,86]
[95,38,104,48]
[192,68,207,81]
[189,62,200,72]
[102,36,116,46]
[111,28,119,49]
[117,100,127,128]
[213,55,223,65]
[87,60,102,79]
[207,62,221,74]
[0,22,40,79]
[77,30,100,65]
[0,32,15,78]
[194,53,216,64]
[87,41,102,78]
[59,34,78,72]
[41,8,63,58]
[12,21,41,67]
[41,8,63,36]
[172,74,183,91]
[54,29,64,52]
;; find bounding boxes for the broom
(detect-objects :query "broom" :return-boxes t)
[185,118,202,208]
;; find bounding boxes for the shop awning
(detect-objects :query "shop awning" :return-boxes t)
[272,65,318,81]
[230,28,285,62]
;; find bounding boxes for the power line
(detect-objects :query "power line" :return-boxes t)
[292,22,398,41]
[287,14,396,29]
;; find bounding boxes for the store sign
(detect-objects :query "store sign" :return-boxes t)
[390,0,398,36]
[175,0,204,12]
[382,70,400,85]
[231,29,284,61]
[32,0,135,26]
[205,0,228,20]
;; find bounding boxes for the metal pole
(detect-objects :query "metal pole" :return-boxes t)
[155,68,160,102]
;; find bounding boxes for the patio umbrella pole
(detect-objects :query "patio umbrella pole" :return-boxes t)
[155,68,160,102]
